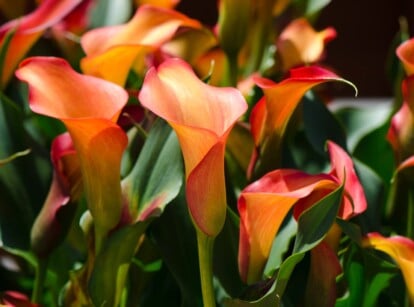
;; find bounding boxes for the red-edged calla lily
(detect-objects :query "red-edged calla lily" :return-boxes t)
[362,232,414,303]
[238,168,338,283]
[396,37,414,75]
[249,66,355,177]
[31,133,81,258]
[0,0,82,87]
[276,18,336,71]
[16,57,128,249]
[239,141,366,284]
[387,76,414,164]
[80,4,203,86]
[325,141,367,219]
[139,58,247,237]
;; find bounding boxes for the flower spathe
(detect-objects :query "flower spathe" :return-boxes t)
[80,4,203,86]
[396,37,414,75]
[362,232,414,303]
[276,17,336,71]
[139,58,247,237]
[0,0,82,87]
[16,56,129,244]
[238,141,367,284]
[238,169,337,284]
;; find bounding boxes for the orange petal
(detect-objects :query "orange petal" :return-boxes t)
[251,66,354,146]
[0,0,82,87]
[327,141,367,219]
[140,58,247,174]
[64,119,128,233]
[277,18,336,71]
[80,4,202,85]
[16,57,128,121]
[139,58,247,236]
[135,0,180,8]
[16,57,129,239]
[238,169,337,284]
[397,38,414,75]
[362,232,414,303]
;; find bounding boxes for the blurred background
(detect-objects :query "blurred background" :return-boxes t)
[177,0,414,97]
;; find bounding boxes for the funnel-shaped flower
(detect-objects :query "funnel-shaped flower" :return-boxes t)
[396,37,414,75]
[238,168,337,284]
[139,58,247,237]
[31,133,81,258]
[0,0,82,87]
[80,4,203,86]
[16,57,128,246]
[362,232,414,303]
[239,141,366,284]
[276,18,336,71]
[249,66,355,177]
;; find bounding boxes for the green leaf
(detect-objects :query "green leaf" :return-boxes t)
[293,183,344,253]
[302,93,347,156]
[122,119,184,221]
[89,221,149,307]
[149,190,203,307]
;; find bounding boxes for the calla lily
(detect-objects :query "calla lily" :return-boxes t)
[387,76,414,164]
[15,56,128,250]
[80,4,203,86]
[139,58,247,237]
[396,37,414,75]
[239,140,366,284]
[276,18,336,71]
[0,0,82,87]
[0,290,39,307]
[238,168,338,284]
[362,232,414,304]
[30,133,81,258]
[249,66,355,177]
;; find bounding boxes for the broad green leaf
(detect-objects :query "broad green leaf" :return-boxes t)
[149,190,203,307]
[89,221,149,307]
[122,119,184,222]
[293,183,344,253]
[333,104,391,153]
[302,93,347,156]
[353,122,394,185]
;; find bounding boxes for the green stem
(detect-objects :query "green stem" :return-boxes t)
[32,257,48,304]
[224,52,238,87]
[196,230,216,307]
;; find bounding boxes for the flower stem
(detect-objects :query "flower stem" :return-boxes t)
[196,230,216,307]
[224,52,238,87]
[32,257,48,304]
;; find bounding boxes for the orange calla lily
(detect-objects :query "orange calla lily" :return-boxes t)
[0,0,82,88]
[238,168,338,284]
[396,37,414,75]
[239,140,366,284]
[362,232,414,303]
[15,56,128,249]
[80,4,203,86]
[139,58,247,237]
[276,18,336,71]
[249,66,355,177]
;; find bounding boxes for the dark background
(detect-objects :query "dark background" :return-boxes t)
[176,0,414,97]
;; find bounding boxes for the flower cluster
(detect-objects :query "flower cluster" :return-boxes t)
[0,0,413,306]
